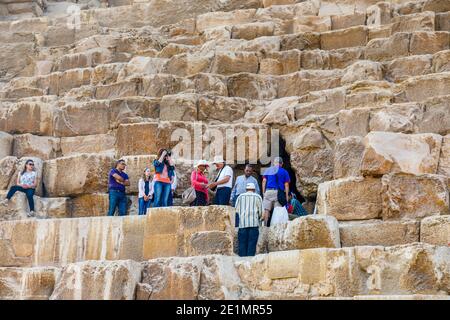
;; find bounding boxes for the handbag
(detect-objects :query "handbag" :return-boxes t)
[275,171,287,206]
[270,206,289,226]
[182,172,198,205]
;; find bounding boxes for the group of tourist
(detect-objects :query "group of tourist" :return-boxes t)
[0,151,314,259]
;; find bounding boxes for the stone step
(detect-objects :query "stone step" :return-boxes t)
[1,242,448,299]
[0,205,235,267]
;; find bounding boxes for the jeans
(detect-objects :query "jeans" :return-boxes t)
[153,181,171,208]
[7,186,35,211]
[167,190,174,206]
[238,227,259,257]
[108,189,127,216]
[214,187,232,205]
[138,197,151,215]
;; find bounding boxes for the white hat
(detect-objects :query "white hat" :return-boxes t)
[195,160,209,168]
[212,155,225,164]
[246,183,256,190]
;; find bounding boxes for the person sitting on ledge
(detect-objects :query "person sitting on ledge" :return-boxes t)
[287,192,309,220]
[107,159,130,216]
[0,159,37,218]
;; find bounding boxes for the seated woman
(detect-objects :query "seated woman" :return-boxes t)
[0,159,37,217]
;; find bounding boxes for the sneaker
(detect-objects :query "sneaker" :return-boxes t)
[27,211,35,218]
[0,199,8,207]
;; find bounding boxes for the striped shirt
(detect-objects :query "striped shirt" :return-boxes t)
[235,192,263,228]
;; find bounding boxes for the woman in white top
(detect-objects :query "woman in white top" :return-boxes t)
[138,168,153,215]
[1,159,37,217]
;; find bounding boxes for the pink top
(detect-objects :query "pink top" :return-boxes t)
[191,170,209,200]
[154,164,171,184]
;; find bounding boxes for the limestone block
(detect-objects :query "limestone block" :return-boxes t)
[159,93,198,122]
[5,100,54,136]
[95,80,139,100]
[12,134,60,160]
[69,193,110,218]
[268,215,341,252]
[227,73,277,100]
[117,56,167,80]
[432,50,450,73]
[341,60,383,85]
[369,103,422,133]
[43,154,114,197]
[320,26,368,50]
[0,267,59,300]
[262,0,296,7]
[366,2,392,26]
[34,197,70,219]
[394,72,450,103]
[438,135,450,176]
[0,131,13,159]
[360,132,442,176]
[420,215,450,246]
[196,9,256,32]
[280,32,321,51]
[211,51,259,75]
[165,53,212,77]
[0,156,17,189]
[333,136,365,179]
[381,173,449,220]
[385,55,433,83]
[109,96,160,127]
[293,16,331,33]
[338,108,370,137]
[339,219,420,247]
[53,101,110,137]
[417,95,450,135]
[197,95,256,123]
[422,0,450,12]
[143,206,234,259]
[60,134,115,157]
[231,22,275,40]
[391,11,435,33]
[317,177,382,220]
[50,260,142,300]
[436,12,450,31]
[365,32,410,61]
[188,231,233,256]
[331,12,366,30]
[260,50,301,75]
[409,31,450,55]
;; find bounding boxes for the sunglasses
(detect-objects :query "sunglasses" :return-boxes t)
[28,163,34,166]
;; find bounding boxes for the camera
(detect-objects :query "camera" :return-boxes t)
[166,149,172,157]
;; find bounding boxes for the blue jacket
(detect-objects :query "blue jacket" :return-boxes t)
[153,159,175,178]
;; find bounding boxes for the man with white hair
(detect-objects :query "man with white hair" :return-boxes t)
[208,155,234,205]
[235,182,263,257]
[261,156,290,226]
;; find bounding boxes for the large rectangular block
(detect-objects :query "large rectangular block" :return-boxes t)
[339,220,420,247]
[317,177,382,220]
[320,26,368,50]
[381,173,449,220]
[420,215,450,246]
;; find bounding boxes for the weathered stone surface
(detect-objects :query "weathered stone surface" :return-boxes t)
[369,103,422,134]
[385,55,433,82]
[0,156,17,189]
[189,231,233,256]
[418,96,450,135]
[211,51,259,75]
[339,220,420,247]
[438,135,450,176]
[360,132,442,176]
[60,134,115,157]
[4,100,54,136]
[381,173,449,220]
[43,154,114,197]
[341,60,383,85]
[143,206,234,259]
[420,215,450,246]
[267,215,341,251]
[0,216,146,267]
[365,32,410,61]
[338,108,370,137]
[69,193,110,218]
[333,136,365,179]
[50,260,142,300]
[12,134,60,160]
[432,50,450,73]
[321,26,368,50]
[391,11,435,33]
[317,176,382,220]
[0,267,59,300]
[409,31,449,55]
[293,16,331,33]
[0,131,13,159]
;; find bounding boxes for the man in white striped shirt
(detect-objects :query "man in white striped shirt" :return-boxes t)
[235,183,263,257]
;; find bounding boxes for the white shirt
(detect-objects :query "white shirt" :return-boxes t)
[171,172,177,191]
[138,178,154,198]
[20,171,36,186]
[216,165,233,189]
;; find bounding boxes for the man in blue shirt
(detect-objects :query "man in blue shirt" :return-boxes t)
[261,157,290,226]
[230,164,261,206]
[107,159,130,216]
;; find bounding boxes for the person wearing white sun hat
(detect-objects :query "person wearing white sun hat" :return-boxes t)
[208,155,233,205]
[234,182,263,257]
